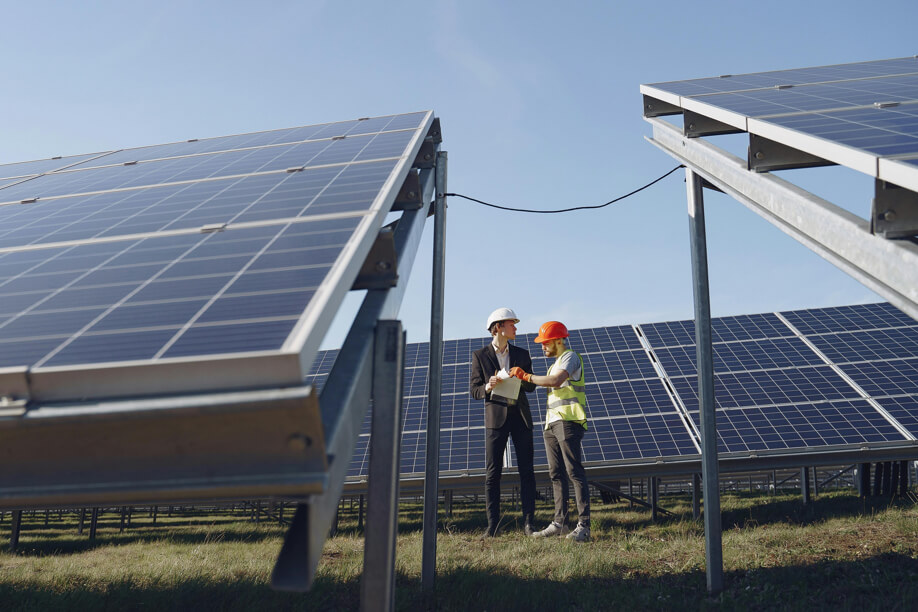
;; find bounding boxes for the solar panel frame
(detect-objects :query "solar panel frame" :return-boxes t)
[640,56,918,190]
[1,112,436,403]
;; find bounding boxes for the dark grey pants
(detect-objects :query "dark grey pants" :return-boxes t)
[543,420,590,526]
[485,408,536,530]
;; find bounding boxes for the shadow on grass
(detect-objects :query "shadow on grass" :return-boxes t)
[3,553,917,611]
[8,525,286,557]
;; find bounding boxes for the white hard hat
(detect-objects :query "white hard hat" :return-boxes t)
[486,307,520,331]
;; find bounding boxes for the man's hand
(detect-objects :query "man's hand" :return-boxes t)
[509,366,532,383]
[486,369,500,392]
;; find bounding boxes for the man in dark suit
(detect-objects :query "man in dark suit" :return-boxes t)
[470,307,537,536]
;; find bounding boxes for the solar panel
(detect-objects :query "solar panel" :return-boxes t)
[700,400,906,454]
[332,302,918,483]
[641,57,918,190]
[780,302,916,335]
[0,112,435,403]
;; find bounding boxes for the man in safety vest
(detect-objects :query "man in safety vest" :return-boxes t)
[510,321,591,542]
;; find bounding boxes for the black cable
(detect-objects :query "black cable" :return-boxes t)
[444,164,684,214]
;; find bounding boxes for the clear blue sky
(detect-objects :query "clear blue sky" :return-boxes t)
[2,1,915,349]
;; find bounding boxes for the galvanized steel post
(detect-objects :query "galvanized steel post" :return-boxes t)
[422,151,448,593]
[360,320,405,612]
[686,168,724,594]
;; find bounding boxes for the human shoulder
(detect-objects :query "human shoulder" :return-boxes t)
[472,343,494,360]
[556,350,581,375]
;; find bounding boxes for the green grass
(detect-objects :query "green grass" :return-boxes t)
[2,491,918,610]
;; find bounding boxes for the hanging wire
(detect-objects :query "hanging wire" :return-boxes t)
[444,165,684,214]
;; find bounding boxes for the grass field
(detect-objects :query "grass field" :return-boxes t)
[2,489,918,611]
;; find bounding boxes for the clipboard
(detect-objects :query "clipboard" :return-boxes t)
[490,369,521,401]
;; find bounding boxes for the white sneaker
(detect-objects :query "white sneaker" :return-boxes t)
[532,522,569,538]
[565,523,591,542]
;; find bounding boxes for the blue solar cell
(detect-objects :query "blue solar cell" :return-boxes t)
[874,396,918,438]
[161,319,297,358]
[0,153,103,180]
[690,400,906,454]
[672,365,860,411]
[655,336,824,377]
[644,57,918,98]
[399,431,426,475]
[781,302,915,334]
[576,413,698,462]
[583,349,658,381]
[809,327,918,363]
[43,328,181,366]
[840,359,918,397]
[640,312,792,348]
[0,213,361,368]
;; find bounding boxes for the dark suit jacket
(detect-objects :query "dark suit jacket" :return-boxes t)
[470,342,537,429]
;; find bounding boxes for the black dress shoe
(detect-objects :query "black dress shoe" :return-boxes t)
[523,514,535,536]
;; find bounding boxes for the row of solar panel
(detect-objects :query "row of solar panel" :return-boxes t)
[642,58,918,184]
[0,159,396,249]
[0,131,416,206]
[0,216,361,367]
[314,302,918,478]
[0,112,428,182]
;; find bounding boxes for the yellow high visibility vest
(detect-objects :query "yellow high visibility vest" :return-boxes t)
[545,349,588,430]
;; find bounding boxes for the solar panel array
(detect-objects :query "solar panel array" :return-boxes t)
[0,112,433,400]
[306,302,918,481]
[640,57,918,191]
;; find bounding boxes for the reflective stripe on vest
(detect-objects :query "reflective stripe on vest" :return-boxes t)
[545,350,588,430]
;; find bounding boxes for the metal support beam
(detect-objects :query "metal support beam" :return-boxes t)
[858,463,871,497]
[687,168,723,595]
[360,321,405,612]
[801,467,811,504]
[89,508,99,540]
[818,465,856,488]
[271,160,439,593]
[10,509,21,550]
[899,460,910,496]
[422,151,447,594]
[647,117,918,321]
[589,481,673,516]
[692,473,701,520]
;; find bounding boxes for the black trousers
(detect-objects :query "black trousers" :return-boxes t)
[544,419,590,526]
[485,407,536,529]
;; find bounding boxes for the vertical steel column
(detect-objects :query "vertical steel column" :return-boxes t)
[692,473,701,520]
[422,151,448,594]
[801,467,811,504]
[360,320,405,612]
[686,169,723,594]
[10,510,22,551]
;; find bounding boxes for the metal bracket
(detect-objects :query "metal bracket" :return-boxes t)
[642,95,682,118]
[413,140,436,169]
[684,110,741,138]
[872,179,918,238]
[391,170,421,211]
[0,367,30,416]
[425,117,442,144]
[748,134,834,172]
[352,227,398,289]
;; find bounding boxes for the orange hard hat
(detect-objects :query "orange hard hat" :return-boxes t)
[534,321,569,344]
